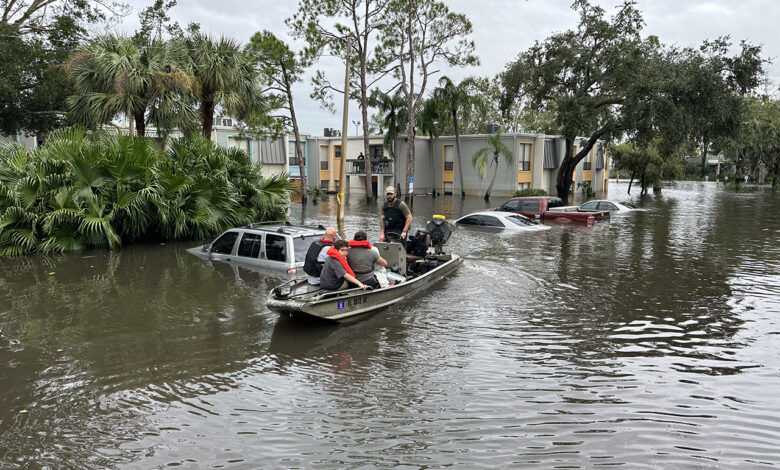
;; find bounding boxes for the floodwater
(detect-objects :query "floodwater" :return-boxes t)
[2,181,780,469]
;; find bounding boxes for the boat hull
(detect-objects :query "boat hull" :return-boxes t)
[267,255,463,321]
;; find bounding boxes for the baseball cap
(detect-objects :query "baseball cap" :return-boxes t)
[385,186,395,194]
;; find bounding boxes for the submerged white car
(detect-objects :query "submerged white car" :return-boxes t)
[454,211,551,231]
[187,223,327,278]
[578,200,644,213]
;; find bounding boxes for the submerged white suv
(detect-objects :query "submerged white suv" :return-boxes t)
[187,223,327,278]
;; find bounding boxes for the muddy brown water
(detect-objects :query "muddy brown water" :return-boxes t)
[2,181,780,468]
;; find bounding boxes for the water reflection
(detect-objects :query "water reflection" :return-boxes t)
[2,182,780,468]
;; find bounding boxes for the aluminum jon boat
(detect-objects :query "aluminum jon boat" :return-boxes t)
[267,217,462,322]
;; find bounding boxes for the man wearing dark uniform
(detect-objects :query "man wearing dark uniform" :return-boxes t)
[379,186,412,242]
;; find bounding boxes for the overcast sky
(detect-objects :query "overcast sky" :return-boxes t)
[110,0,780,137]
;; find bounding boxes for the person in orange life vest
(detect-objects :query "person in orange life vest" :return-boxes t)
[347,230,387,289]
[319,240,369,290]
[303,227,337,285]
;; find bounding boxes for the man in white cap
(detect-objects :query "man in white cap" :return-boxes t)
[380,186,412,242]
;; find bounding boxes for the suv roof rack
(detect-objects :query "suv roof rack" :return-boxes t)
[244,221,327,234]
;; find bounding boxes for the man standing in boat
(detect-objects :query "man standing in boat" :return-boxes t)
[304,227,338,285]
[379,186,412,243]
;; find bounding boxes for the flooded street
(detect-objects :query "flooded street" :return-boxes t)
[2,181,780,468]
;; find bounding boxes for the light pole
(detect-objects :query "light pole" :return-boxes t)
[337,37,352,222]
[337,21,386,223]
[352,120,361,136]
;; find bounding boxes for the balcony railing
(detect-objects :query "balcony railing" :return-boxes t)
[345,158,393,175]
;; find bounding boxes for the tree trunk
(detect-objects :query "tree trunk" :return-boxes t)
[202,96,215,139]
[289,101,307,204]
[283,69,307,205]
[627,170,635,195]
[555,138,577,202]
[700,138,709,178]
[453,109,465,197]
[360,64,374,204]
[429,135,436,198]
[134,110,146,137]
[485,154,498,201]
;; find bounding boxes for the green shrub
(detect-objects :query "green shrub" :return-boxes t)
[0,128,295,256]
[513,188,547,197]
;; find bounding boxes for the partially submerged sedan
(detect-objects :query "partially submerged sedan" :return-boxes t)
[578,200,644,213]
[188,223,326,278]
[454,211,551,231]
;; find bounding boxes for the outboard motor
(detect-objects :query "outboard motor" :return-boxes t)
[426,215,452,254]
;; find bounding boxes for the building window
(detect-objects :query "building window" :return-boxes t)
[288,141,299,166]
[443,181,453,195]
[320,180,329,191]
[444,145,454,171]
[319,146,328,170]
[584,149,592,170]
[227,136,251,158]
[334,145,341,159]
[369,144,383,159]
[517,182,529,190]
[518,143,531,171]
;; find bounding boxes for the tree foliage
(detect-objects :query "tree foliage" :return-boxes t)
[611,141,683,195]
[0,129,294,256]
[0,0,130,137]
[181,33,267,138]
[288,0,391,202]
[65,34,197,137]
[245,30,308,203]
[377,0,478,197]
[502,0,656,201]
[432,76,478,196]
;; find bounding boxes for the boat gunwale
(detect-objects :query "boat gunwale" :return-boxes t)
[267,254,463,320]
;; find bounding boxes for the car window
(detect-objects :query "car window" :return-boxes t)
[599,202,617,211]
[547,198,564,208]
[458,216,481,225]
[293,234,321,262]
[506,214,534,226]
[265,234,288,262]
[580,201,598,210]
[501,200,521,211]
[481,216,503,227]
[520,200,540,212]
[211,231,238,254]
[237,233,262,258]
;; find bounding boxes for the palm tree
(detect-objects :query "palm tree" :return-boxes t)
[66,34,196,137]
[417,96,446,196]
[433,76,476,197]
[472,132,513,201]
[369,89,407,160]
[182,33,263,138]
[0,129,294,256]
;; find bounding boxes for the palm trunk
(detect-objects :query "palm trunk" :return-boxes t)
[429,136,436,198]
[700,138,709,178]
[453,110,465,197]
[485,154,498,201]
[134,110,146,137]
[202,96,215,139]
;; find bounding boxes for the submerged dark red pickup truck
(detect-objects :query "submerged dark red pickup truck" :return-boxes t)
[497,196,610,224]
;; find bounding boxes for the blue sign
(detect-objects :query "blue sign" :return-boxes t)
[337,301,345,310]
[409,177,414,183]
